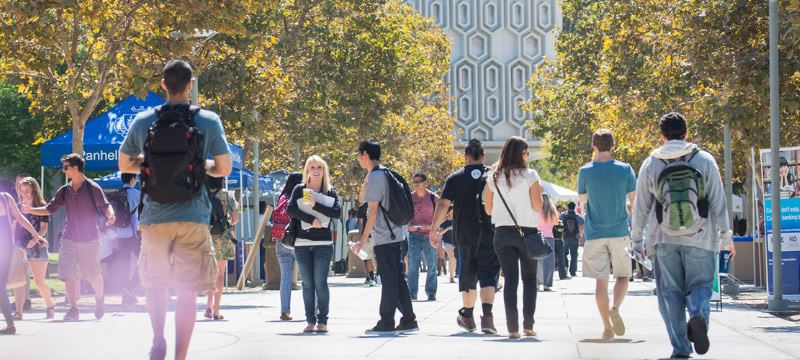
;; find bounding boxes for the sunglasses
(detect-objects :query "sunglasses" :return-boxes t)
[412,180,425,184]
[62,165,73,170]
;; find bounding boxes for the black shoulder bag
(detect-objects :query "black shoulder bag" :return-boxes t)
[493,177,552,260]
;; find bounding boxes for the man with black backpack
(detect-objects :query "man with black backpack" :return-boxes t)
[353,140,419,335]
[429,139,501,334]
[559,202,584,278]
[630,112,735,358]
[119,60,232,360]
[112,173,141,306]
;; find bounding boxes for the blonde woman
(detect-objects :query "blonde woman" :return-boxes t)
[286,155,342,333]
[14,177,54,319]
[536,193,559,291]
[485,136,545,339]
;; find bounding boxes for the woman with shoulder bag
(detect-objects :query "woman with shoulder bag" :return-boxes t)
[13,177,54,319]
[485,136,545,339]
[1,191,47,335]
[273,172,303,321]
[286,156,341,333]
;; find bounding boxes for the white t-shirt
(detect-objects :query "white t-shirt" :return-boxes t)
[487,168,541,228]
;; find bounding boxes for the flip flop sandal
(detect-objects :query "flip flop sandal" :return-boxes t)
[204,308,213,319]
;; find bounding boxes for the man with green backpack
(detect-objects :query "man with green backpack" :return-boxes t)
[630,112,735,359]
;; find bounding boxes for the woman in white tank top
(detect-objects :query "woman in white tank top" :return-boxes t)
[485,136,545,339]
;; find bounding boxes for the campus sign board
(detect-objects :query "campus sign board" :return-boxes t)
[759,147,800,300]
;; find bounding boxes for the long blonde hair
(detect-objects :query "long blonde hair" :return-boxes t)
[302,155,332,193]
[19,177,46,208]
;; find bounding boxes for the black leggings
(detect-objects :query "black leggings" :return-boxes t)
[0,242,13,327]
[494,226,538,333]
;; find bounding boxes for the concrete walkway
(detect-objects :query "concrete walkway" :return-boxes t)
[5,271,800,359]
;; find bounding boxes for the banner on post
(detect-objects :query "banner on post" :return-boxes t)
[759,147,800,300]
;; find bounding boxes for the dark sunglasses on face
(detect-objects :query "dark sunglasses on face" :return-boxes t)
[412,180,425,184]
[62,165,73,170]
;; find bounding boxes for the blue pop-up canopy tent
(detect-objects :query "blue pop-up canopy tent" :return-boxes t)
[227,169,273,190]
[41,91,244,171]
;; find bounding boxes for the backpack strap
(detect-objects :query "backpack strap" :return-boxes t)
[429,191,436,209]
[371,166,398,240]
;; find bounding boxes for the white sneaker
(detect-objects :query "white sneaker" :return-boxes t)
[369,280,377,287]
[376,276,382,286]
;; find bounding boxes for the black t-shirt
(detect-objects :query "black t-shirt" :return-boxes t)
[440,164,493,246]
[440,219,454,244]
[356,202,369,236]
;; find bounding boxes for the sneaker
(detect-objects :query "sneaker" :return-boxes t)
[395,320,419,334]
[280,312,292,321]
[427,295,436,301]
[601,328,614,340]
[365,322,396,335]
[95,297,105,320]
[687,316,709,355]
[0,325,15,335]
[609,307,625,336]
[480,315,497,334]
[303,323,316,333]
[642,276,652,282]
[457,313,477,332]
[410,294,418,301]
[670,353,691,358]
[364,278,372,285]
[369,280,377,287]
[64,307,79,321]
[149,342,167,360]
[315,323,328,333]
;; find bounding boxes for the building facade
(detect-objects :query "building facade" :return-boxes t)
[406,0,560,162]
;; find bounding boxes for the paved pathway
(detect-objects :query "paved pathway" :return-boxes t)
[5,271,800,359]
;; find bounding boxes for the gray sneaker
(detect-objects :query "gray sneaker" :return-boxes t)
[64,307,79,321]
[481,315,497,334]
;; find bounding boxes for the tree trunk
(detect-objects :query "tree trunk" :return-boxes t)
[745,150,754,237]
[71,117,86,155]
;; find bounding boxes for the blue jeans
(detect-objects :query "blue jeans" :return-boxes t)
[294,244,333,325]
[554,239,568,279]
[537,237,556,287]
[654,243,715,356]
[276,243,296,313]
[407,232,437,297]
[564,238,579,276]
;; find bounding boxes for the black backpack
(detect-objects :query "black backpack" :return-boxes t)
[209,188,229,235]
[140,104,206,204]
[563,212,579,238]
[373,166,414,239]
[475,169,495,238]
[107,188,135,229]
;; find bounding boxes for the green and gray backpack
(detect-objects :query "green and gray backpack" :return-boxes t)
[655,149,709,236]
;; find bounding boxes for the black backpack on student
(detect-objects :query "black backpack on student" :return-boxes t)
[208,189,229,235]
[475,169,495,239]
[107,188,134,229]
[563,212,579,239]
[373,166,414,239]
[140,104,206,204]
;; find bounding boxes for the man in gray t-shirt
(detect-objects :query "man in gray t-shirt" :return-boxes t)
[354,140,418,335]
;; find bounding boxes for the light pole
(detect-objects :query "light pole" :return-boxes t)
[767,0,788,312]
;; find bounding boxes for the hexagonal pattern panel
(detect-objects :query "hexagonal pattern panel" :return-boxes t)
[405,0,556,142]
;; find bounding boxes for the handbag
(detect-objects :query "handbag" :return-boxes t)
[280,218,299,249]
[7,248,29,289]
[493,177,553,260]
[3,196,29,289]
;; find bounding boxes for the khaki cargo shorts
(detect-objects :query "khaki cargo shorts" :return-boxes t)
[139,222,217,291]
[582,236,632,279]
[58,237,102,282]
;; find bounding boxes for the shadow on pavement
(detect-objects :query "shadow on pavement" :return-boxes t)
[756,326,800,333]
[579,338,644,344]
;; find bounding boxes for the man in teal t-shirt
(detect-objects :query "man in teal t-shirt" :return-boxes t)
[577,128,636,341]
[118,60,232,360]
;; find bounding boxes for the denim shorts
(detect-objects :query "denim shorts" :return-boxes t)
[18,244,50,262]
